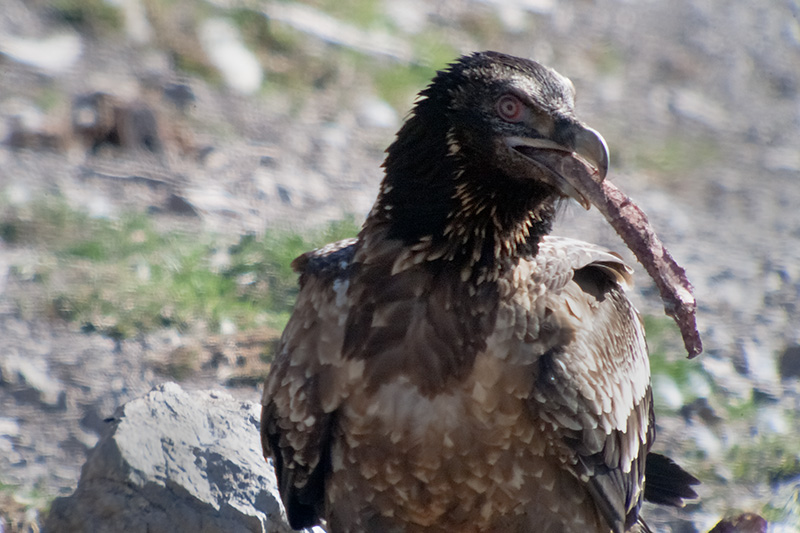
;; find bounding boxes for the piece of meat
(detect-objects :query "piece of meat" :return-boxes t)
[597,180,702,358]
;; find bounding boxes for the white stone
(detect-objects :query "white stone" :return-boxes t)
[652,374,683,410]
[199,18,263,95]
[386,0,427,34]
[358,98,399,129]
[0,417,20,436]
[0,350,66,408]
[0,32,82,74]
[219,318,237,336]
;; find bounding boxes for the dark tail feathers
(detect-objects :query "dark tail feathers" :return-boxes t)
[644,452,700,507]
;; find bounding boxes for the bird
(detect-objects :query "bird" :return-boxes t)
[261,51,697,533]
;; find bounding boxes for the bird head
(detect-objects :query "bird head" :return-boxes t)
[375,51,609,269]
[434,52,607,207]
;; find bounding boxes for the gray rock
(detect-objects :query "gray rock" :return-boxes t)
[778,344,800,380]
[45,382,292,533]
[0,349,67,409]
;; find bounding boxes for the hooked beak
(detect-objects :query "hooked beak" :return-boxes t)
[505,125,609,210]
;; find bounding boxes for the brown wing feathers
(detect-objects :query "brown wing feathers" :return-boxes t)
[262,240,357,529]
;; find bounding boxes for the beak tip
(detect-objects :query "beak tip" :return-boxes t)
[577,125,609,183]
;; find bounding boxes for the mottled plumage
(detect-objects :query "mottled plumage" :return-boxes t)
[261,51,697,533]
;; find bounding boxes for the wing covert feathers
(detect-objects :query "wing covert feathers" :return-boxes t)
[261,239,358,529]
[528,236,652,532]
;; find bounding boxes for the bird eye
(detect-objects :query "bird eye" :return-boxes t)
[496,94,524,122]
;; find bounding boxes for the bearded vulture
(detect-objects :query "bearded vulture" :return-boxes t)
[261,51,699,533]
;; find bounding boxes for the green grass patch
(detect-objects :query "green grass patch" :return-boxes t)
[645,315,712,411]
[645,314,800,528]
[761,495,800,529]
[373,62,437,113]
[725,432,800,528]
[49,0,123,36]
[3,196,359,340]
[728,434,800,485]
[371,38,454,112]
[631,134,720,177]
[0,476,52,526]
[33,86,64,113]
[588,42,625,76]
[230,8,274,51]
[645,315,704,383]
[301,0,385,29]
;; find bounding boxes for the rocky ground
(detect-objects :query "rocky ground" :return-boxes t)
[1,0,799,531]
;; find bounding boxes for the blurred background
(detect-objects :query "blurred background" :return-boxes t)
[0,0,799,531]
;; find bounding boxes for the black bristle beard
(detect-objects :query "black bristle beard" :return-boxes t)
[442,170,556,274]
[372,156,558,279]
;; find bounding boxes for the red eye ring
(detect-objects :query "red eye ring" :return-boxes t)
[496,94,524,122]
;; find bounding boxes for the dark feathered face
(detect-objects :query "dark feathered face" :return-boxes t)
[377,52,610,262]
[436,52,608,209]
